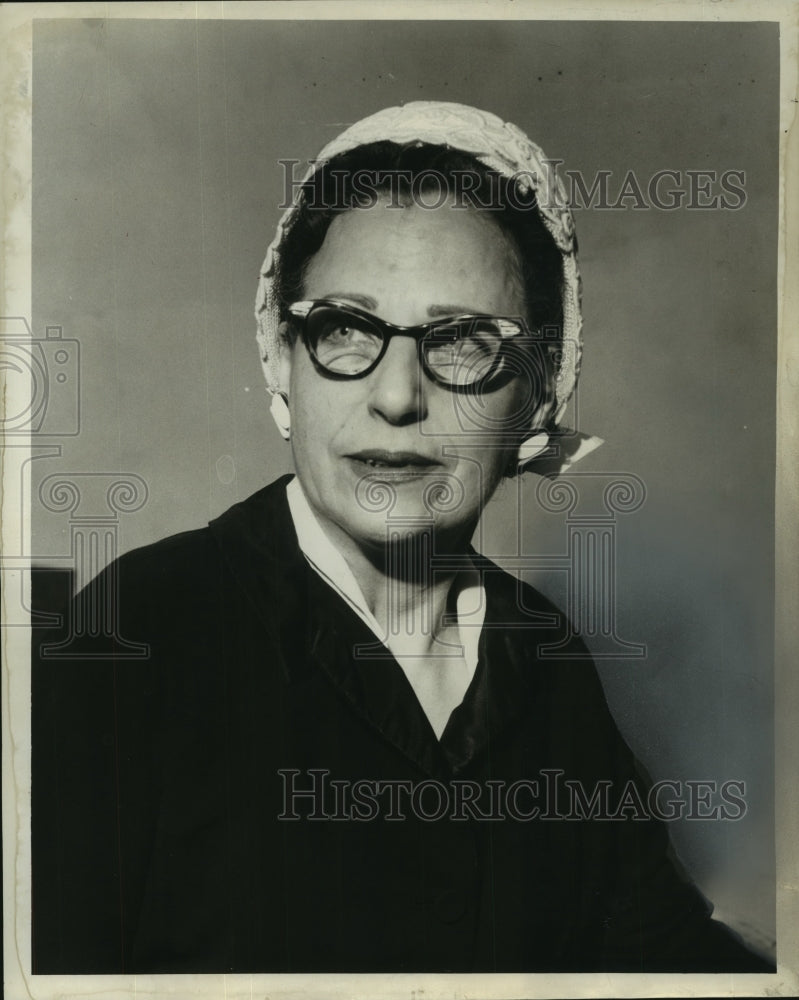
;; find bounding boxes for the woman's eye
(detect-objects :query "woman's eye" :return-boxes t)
[461,334,496,357]
[314,321,383,373]
[429,333,495,360]
[320,324,373,346]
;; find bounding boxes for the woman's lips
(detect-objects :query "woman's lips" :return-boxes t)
[345,450,444,479]
[346,449,442,469]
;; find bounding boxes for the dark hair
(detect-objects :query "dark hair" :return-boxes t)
[276,141,564,338]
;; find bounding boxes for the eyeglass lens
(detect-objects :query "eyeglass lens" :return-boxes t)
[306,306,506,386]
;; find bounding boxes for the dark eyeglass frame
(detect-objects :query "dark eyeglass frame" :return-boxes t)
[287,298,543,392]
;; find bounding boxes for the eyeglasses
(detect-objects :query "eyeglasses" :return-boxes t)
[287,299,542,391]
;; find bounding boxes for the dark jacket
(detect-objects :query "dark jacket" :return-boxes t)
[32,476,770,974]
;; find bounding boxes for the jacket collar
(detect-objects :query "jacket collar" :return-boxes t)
[208,475,312,682]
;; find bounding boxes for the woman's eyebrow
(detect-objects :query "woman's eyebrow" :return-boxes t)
[320,295,485,319]
[427,304,484,317]
[323,291,377,310]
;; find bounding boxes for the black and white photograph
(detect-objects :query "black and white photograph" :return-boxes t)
[2,3,797,998]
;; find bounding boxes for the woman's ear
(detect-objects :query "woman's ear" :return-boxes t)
[277,320,293,395]
[508,390,556,477]
[267,321,294,441]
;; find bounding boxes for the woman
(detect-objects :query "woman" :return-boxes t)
[32,101,770,973]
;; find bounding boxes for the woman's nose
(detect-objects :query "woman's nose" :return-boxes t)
[366,335,428,426]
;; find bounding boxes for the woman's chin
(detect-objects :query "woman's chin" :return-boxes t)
[299,462,480,556]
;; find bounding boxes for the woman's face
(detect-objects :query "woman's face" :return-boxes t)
[282,194,540,557]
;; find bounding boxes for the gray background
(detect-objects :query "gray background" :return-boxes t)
[31,18,777,951]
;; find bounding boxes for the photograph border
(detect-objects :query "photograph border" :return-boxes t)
[2,1,797,997]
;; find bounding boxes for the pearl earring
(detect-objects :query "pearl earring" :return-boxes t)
[269,392,291,440]
[517,432,550,471]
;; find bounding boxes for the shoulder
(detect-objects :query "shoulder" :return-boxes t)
[73,527,222,642]
[114,524,220,589]
[99,475,295,599]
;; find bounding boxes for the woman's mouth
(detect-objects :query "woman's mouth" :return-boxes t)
[346,450,442,473]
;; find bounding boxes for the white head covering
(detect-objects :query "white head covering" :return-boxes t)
[255,101,599,466]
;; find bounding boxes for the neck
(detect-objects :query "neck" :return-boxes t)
[319,516,471,653]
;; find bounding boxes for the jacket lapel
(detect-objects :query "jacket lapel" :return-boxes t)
[208,478,449,776]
